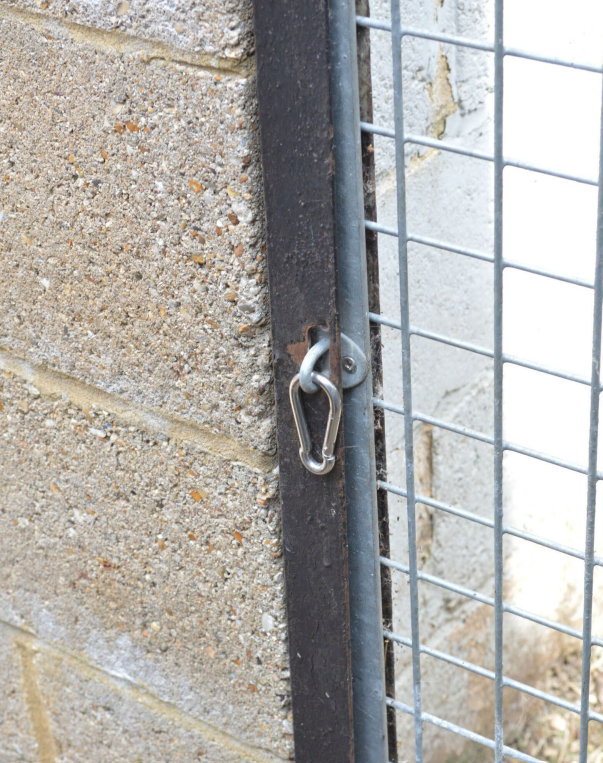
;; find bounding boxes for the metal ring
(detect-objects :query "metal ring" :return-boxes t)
[298,337,330,394]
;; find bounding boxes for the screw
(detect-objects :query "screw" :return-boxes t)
[342,356,357,374]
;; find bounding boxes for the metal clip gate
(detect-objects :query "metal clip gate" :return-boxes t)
[289,370,342,475]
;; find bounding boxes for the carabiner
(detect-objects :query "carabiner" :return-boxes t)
[289,371,342,475]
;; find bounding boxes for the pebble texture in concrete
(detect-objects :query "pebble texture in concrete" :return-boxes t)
[0,630,39,762]
[35,645,281,762]
[0,14,274,456]
[0,370,291,759]
[4,0,254,59]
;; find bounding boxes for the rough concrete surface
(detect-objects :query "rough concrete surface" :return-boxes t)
[0,13,275,456]
[33,642,280,762]
[0,369,291,759]
[0,629,39,763]
[4,0,254,60]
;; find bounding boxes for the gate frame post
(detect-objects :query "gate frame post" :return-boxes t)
[252,2,355,760]
[328,1,391,761]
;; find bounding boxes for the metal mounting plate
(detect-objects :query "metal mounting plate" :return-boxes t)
[312,328,368,389]
[340,332,369,389]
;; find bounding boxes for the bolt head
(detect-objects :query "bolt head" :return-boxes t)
[342,356,357,373]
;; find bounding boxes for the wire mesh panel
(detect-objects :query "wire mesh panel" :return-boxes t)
[342,0,603,760]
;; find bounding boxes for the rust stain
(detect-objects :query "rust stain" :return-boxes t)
[287,324,330,366]
[286,339,307,366]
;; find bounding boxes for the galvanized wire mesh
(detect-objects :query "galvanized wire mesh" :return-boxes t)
[354,0,603,760]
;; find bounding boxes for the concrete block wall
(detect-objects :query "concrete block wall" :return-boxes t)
[3,1,600,761]
[0,3,292,760]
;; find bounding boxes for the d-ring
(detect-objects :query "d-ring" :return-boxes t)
[289,371,342,475]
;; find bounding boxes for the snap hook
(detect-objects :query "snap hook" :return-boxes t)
[289,371,342,476]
